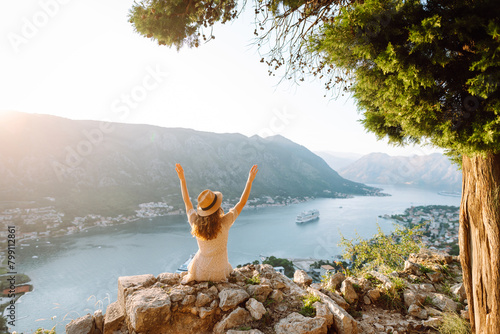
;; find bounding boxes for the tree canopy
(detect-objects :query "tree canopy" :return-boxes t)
[311,0,500,157]
[129,0,500,158]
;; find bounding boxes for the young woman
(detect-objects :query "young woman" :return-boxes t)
[175,163,258,283]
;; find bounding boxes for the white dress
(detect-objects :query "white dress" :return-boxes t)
[183,207,239,282]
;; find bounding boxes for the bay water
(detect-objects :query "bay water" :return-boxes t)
[14,185,460,333]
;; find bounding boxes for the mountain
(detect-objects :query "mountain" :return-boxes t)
[0,112,380,218]
[339,152,462,190]
[315,151,363,171]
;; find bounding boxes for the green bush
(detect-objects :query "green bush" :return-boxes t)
[299,294,321,317]
[438,312,471,334]
[338,223,425,274]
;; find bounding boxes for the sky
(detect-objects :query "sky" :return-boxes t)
[0,0,440,156]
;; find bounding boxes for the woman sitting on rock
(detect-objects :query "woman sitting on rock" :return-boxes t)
[175,163,258,284]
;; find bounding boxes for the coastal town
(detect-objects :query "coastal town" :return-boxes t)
[0,195,310,244]
[380,205,460,255]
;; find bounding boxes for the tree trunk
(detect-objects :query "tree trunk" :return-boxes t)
[459,153,500,333]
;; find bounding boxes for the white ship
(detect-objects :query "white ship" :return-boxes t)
[296,209,320,224]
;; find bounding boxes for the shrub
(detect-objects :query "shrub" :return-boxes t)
[438,312,471,334]
[299,294,321,317]
[338,223,425,274]
[246,274,261,285]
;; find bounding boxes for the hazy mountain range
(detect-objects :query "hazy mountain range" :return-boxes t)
[317,151,462,191]
[0,112,380,217]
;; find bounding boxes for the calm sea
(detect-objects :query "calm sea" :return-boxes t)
[13,185,460,333]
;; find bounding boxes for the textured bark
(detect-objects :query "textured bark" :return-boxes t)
[459,153,500,333]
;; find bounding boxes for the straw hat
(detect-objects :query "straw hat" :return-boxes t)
[197,189,223,217]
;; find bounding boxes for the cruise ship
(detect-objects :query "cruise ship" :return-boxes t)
[296,209,320,224]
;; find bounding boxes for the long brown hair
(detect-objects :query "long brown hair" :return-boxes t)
[191,207,223,241]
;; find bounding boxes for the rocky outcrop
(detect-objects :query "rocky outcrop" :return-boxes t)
[66,264,357,334]
[318,249,466,334]
[66,249,466,334]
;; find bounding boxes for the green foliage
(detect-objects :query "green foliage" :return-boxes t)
[438,312,471,334]
[246,274,261,285]
[299,294,321,317]
[420,265,433,274]
[311,0,500,156]
[338,223,424,274]
[129,0,238,49]
[262,256,295,278]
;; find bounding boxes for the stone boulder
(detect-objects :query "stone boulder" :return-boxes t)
[65,314,93,334]
[340,279,358,304]
[219,288,250,311]
[323,272,345,290]
[274,312,327,334]
[213,307,252,334]
[246,298,267,320]
[125,287,171,333]
[307,287,358,334]
[294,270,313,287]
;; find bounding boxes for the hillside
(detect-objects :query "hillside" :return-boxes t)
[339,153,462,191]
[0,112,381,219]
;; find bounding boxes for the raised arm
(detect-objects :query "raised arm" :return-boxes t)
[175,164,194,214]
[235,165,258,214]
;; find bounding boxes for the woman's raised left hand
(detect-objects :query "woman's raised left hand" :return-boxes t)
[175,163,185,180]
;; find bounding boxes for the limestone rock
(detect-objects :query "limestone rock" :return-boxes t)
[246,298,267,320]
[226,330,264,334]
[181,294,196,306]
[93,309,104,333]
[117,274,156,310]
[431,293,458,312]
[307,287,358,334]
[103,301,125,334]
[404,261,421,275]
[426,272,443,283]
[157,272,181,285]
[294,270,313,287]
[424,306,443,317]
[213,307,252,334]
[451,283,467,302]
[324,290,349,310]
[196,292,212,307]
[274,312,327,334]
[125,287,171,333]
[199,300,218,319]
[219,288,250,311]
[247,284,273,303]
[403,289,425,308]
[270,289,284,303]
[340,279,358,304]
[66,313,93,334]
[169,287,186,302]
[368,271,393,290]
[323,272,345,290]
[423,317,443,328]
[313,301,333,327]
[408,304,428,320]
[366,289,381,303]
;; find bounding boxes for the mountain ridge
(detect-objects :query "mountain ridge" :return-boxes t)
[338,152,461,190]
[0,112,381,219]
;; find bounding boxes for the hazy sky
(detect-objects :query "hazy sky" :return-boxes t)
[1,0,439,156]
